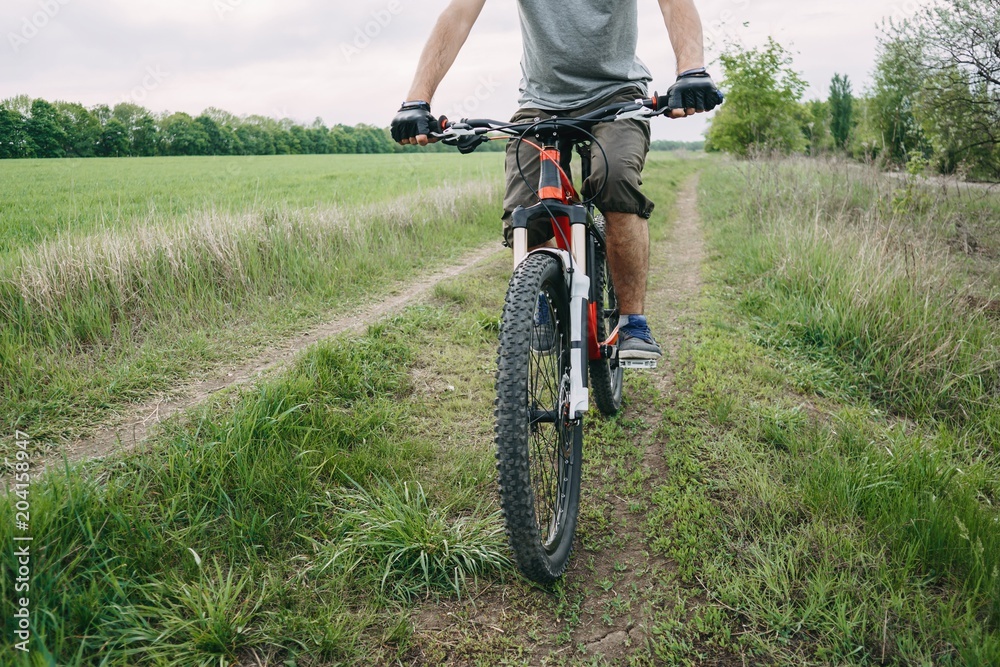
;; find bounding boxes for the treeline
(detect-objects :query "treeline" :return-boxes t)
[651,140,704,152]
[0,95,500,159]
[0,93,703,161]
[705,0,1000,181]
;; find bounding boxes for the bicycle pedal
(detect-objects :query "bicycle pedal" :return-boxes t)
[620,359,657,370]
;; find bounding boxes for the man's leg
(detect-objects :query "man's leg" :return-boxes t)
[604,211,649,316]
[583,93,661,360]
[604,210,660,359]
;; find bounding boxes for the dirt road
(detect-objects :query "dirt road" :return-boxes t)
[403,176,722,666]
[48,243,503,472]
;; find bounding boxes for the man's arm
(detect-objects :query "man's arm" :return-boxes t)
[398,0,487,145]
[657,0,706,74]
[657,0,714,117]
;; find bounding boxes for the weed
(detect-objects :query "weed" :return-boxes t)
[313,480,509,600]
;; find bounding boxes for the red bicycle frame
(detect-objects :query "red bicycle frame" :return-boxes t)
[530,143,610,363]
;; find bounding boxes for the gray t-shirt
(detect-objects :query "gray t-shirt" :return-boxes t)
[516,0,653,110]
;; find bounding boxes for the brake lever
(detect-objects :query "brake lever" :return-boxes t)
[614,105,656,122]
[433,122,486,141]
[434,124,490,153]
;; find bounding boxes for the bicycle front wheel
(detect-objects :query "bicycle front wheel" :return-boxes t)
[495,253,582,584]
[589,215,624,415]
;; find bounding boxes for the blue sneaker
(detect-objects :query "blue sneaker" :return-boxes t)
[618,315,662,360]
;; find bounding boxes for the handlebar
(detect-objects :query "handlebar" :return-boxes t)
[434,93,671,153]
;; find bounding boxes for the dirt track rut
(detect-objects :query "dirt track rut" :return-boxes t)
[406,175,708,665]
[52,243,503,470]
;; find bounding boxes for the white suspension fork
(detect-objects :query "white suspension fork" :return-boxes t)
[513,227,528,268]
[528,243,590,421]
[568,259,590,420]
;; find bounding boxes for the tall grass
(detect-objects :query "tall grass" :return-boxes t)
[6,181,493,333]
[0,175,502,447]
[703,157,1000,440]
[695,157,1000,660]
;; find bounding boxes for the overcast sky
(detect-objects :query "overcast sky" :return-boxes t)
[2,0,907,142]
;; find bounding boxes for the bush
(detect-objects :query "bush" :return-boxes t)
[705,38,807,156]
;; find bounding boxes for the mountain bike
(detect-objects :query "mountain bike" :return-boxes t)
[436,94,672,583]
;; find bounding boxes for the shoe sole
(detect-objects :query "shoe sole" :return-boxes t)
[619,349,662,361]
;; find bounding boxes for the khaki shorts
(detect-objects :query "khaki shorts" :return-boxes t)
[502,87,654,247]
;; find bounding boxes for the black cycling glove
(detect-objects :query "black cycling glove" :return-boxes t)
[664,69,724,113]
[391,101,439,143]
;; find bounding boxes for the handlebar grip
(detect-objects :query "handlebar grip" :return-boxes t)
[649,92,670,112]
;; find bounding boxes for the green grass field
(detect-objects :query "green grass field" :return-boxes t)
[0,152,697,666]
[0,153,504,449]
[3,152,1000,665]
[0,153,503,253]
[663,159,1000,664]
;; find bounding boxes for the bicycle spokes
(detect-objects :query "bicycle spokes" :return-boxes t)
[528,289,567,545]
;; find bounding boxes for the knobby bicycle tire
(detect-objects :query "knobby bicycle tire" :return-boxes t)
[495,253,583,583]
[589,215,624,415]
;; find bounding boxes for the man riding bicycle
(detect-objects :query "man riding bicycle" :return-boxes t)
[391,0,722,361]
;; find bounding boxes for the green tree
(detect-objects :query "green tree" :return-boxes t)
[829,73,854,149]
[897,0,1000,178]
[194,114,238,155]
[800,99,833,155]
[160,112,210,156]
[97,118,129,157]
[330,125,356,153]
[290,125,310,154]
[272,119,299,154]
[55,102,101,157]
[308,117,332,153]
[917,66,999,175]
[0,106,31,158]
[91,104,113,127]
[25,99,68,158]
[705,38,808,156]
[234,123,274,155]
[2,95,33,117]
[0,95,474,159]
[113,103,159,157]
[870,35,930,163]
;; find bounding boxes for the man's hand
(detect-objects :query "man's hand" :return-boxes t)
[664,69,723,118]
[391,101,440,146]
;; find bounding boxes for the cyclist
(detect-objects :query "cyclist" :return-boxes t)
[391,0,722,360]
